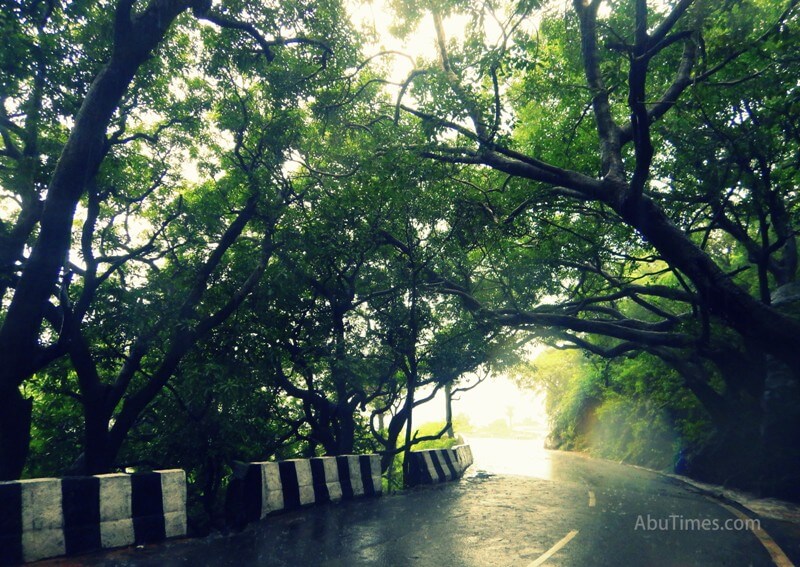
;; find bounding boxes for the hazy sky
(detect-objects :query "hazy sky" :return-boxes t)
[414,374,547,428]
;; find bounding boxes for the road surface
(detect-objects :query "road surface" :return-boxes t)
[39,437,800,566]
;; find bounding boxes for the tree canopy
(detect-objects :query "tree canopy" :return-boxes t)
[2,0,799,519]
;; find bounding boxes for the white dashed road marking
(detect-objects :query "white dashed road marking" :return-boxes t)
[528,530,580,567]
[588,490,596,507]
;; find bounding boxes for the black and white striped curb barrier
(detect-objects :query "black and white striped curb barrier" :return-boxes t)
[454,444,474,471]
[0,469,186,565]
[406,444,474,486]
[226,455,382,529]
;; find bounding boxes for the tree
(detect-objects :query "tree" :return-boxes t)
[385,0,800,363]
[374,0,800,494]
[0,0,344,479]
[517,347,709,469]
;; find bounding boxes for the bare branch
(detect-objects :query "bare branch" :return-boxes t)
[647,0,694,48]
[573,0,624,179]
[198,10,332,65]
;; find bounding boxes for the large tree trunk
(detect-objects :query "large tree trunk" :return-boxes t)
[617,191,800,372]
[758,283,800,500]
[401,367,417,486]
[444,383,454,438]
[688,401,764,491]
[335,409,356,455]
[82,399,115,476]
[680,284,800,498]
[0,0,192,480]
[0,389,32,480]
[470,3,800,373]
[380,406,409,473]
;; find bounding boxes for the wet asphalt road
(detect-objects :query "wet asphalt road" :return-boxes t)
[39,437,800,566]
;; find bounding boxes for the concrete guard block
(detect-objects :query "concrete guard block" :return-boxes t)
[22,528,65,563]
[371,475,383,494]
[1,469,186,563]
[20,478,65,562]
[20,478,63,532]
[99,518,134,550]
[326,481,343,501]
[227,454,383,530]
[422,452,440,482]
[320,456,339,483]
[407,445,473,487]
[97,474,132,521]
[159,470,186,515]
[298,485,316,506]
[263,488,284,516]
[258,461,282,491]
[344,456,365,496]
[163,511,187,539]
[290,459,314,488]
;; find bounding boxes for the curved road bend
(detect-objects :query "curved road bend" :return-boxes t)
[38,437,800,566]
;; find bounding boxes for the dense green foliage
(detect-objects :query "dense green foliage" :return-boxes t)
[1,0,800,532]
[515,348,712,470]
[381,0,800,497]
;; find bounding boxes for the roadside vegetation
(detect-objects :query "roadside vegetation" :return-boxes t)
[514,348,711,472]
[2,0,799,531]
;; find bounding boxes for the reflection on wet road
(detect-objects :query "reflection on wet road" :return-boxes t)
[466,437,555,480]
[44,437,799,566]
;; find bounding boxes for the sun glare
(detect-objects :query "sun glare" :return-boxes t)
[414,373,548,431]
[346,0,472,82]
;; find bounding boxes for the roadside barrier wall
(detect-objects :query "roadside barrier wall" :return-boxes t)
[406,444,474,486]
[0,469,186,565]
[2,446,474,563]
[226,455,382,528]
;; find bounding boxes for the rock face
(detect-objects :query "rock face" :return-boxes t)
[0,469,186,565]
[761,282,800,500]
